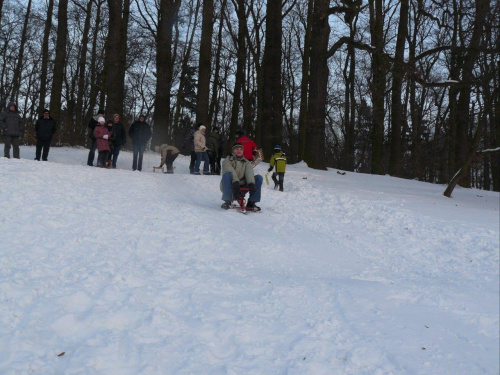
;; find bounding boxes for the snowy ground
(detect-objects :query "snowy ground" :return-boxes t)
[0,146,498,375]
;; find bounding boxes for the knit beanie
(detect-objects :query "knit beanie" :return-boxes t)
[232,142,244,151]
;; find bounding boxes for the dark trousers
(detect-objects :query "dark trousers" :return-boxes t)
[132,143,146,171]
[189,151,196,173]
[87,139,97,166]
[207,150,216,174]
[97,151,109,167]
[215,150,222,175]
[110,144,121,168]
[272,172,285,191]
[35,139,51,161]
[3,136,20,159]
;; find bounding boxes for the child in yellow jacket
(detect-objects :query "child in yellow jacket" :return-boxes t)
[267,145,287,191]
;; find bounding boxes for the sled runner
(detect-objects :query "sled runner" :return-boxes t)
[223,187,261,214]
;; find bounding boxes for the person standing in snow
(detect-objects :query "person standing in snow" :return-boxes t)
[235,129,257,162]
[1,102,23,159]
[182,123,200,174]
[267,145,287,191]
[212,126,225,174]
[87,108,104,166]
[105,120,115,167]
[220,143,263,211]
[154,143,180,173]
[128,114,152,171]
[93,117,111,168]
[34,109,57,161]
[109,113,127,168]
[193,124,210,175]
[206,128,219,175]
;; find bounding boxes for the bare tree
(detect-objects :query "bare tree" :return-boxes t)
[151,0,181,146]
[304,0,329,170]
[105,0,130,118]
[258,0,282,156]
[50,0,68,131]
[196,0,214,127]
[11,0,32,103]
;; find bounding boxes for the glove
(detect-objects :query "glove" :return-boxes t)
[182,142,186,148]
[248,183,256,194]
[232,181,242,198]
[268,167,273,172]
[103,134,109,139]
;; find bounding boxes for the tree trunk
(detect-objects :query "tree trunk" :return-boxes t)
[39,0,54,112]
[304,0,329,170]
[75,0,93,129]
[388,0,408,177]
[342,11,357,172]
[369,0,386,175]
[196,0,214,127]
[444,120,483,197]
[259,0,282,156]
[229,0,247,141]
[492,60,500,191]
[172,2,199,141]
[297,0,313,162]
[85,0,103,132]
[152,0,181,146]
[208,0,227,127]
[105,0,129,118]
[454,0,489,187]
[50,0,68,131]
[11,0,32,103]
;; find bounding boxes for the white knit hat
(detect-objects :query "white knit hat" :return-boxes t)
[98,117,105,123]
[199,125,206,131]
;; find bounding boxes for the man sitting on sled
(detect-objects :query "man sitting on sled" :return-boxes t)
[220,143,263,211]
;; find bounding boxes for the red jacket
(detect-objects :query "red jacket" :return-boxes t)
[236,135,257,161]
[94,125,111,152]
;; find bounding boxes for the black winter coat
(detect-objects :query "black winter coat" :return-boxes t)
[35,116,57,141]
[183,128,196,152]
[129,120,152,146]
[112,122,127,146]
[88,117,98,140]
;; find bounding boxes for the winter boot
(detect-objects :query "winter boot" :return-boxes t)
[246,201,261,211]
[221,201,231,209]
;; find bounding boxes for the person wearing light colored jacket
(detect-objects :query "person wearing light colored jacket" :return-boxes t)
[220,143,263,211]
[154,144,179,173]
[193,125,209,175]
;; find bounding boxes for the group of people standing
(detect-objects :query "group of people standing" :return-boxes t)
[2,102,288,212]
[87,109,152,171]
[182,123,225,175]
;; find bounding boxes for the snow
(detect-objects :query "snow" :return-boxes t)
[1,146,498,375]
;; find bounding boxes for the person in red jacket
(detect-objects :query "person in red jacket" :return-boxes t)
[235,129,257,161]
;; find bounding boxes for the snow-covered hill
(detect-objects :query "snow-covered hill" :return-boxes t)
[1,146,498,374]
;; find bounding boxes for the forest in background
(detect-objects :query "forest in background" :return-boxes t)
[0,0,498,190]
